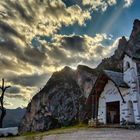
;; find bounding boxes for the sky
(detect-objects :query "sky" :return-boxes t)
[0,0,140,109]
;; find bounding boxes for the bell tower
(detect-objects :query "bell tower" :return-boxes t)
[123,54,138,94]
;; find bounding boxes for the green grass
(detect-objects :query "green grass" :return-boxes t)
[21,123,88,137]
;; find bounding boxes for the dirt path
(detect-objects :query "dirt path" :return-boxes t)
[42,128,140,140]
[2,128,140,140]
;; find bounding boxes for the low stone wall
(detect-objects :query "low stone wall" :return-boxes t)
[0,127,18,137]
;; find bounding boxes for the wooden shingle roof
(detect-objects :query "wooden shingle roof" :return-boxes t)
[104,70,129,88]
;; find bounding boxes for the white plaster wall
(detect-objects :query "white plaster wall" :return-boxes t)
[123,54,140,122]
[0,127,18,137]
[123,55,138,87]
[97,55,140,124]
[98,80,123,124]
[98,79,140,124]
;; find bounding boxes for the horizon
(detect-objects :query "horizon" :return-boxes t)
[0,0,140,109]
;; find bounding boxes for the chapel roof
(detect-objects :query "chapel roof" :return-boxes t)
[104,70,129,88]
[86,70,127,105]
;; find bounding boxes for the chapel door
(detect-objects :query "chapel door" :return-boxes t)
[106,101,120,124]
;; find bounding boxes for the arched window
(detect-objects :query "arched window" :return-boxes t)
[127,101,135,123]
[124,61,130,71]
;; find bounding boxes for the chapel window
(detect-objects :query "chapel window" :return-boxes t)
[125,61,130,71]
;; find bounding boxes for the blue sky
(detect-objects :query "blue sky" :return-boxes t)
[60,0,140,38]
[0,0,139,108]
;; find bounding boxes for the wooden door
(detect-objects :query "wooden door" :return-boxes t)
[106,101,120,124]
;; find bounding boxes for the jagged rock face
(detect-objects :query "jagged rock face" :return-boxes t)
[76,65,97,98]
[97,19,140,72]
[19,67,87,133]
[130,19,140,43]
[97,36,127,72]
[127,19,140,58]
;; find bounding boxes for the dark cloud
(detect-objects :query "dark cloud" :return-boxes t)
[0,21,23,38]
[0,57,20,72]
[0,0,90,69]
[45,34,119,68]
[7,86,20,94]
[24,47,47,66]
[0,0,121,108]
[0,37,47,67]
[0,37,23,57]
[60,35,85,52]
[48,46,68,61]
[95,45,104,54]
[8,73,50,87]
[0,0,134,109]
[5,94,27,101]
[1,0,34,22]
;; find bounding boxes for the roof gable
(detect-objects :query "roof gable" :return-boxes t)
[86,70,127,105]
[103,70,129,88]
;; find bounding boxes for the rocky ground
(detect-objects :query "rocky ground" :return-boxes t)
[39,128,140,140]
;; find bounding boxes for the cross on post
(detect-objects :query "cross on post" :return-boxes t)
[0,78,10,128]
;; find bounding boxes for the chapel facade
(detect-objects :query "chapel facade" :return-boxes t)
[88,53,140,125]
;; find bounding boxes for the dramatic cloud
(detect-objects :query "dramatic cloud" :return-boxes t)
[40,33,119,68]
[0,0,91,73]
[7,73,49,87]
[82,0,117,11]
[82,0,134,11]
[0,0,91,42]
[0,0,128,108]
[7,86,20,94]
[0,31,120,109]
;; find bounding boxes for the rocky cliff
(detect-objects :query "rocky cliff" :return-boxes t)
[19,66,95,132]
[97,19,140,72]
[97,36,127,72]
[19,19,140,133]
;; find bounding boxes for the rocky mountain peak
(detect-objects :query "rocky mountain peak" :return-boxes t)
[130,19,140,40]
[97,19,140,72]
[77,65,98,75]
[113,36,128,60]
[118,36,127,48]
[61,66,74,74]
[126,19,140,58]
[50,66,74,82]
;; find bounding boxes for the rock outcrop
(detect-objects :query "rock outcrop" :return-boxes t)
[76,65,97,98]
[97,36,127,72]
[97,19,140,72]
[19,19,140,133]
[19,66,93,133]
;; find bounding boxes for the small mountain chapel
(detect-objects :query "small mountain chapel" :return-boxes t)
[87,51,140,125]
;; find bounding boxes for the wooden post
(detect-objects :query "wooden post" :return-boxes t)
[95,90,98,126]
[0,79,10,128]
[91,94,94,119]
[94,90,98,127]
